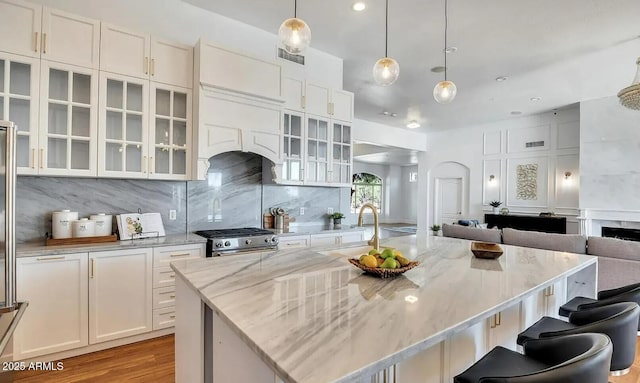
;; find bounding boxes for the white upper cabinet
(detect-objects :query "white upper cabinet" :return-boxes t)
[100,23,151,80]
[305,82,330,117]
[330,89,354,122]
[150,38,193,89]
[41,7,100,69]
[0,1,100,68]
[281,76,305,112]
[282,78,354,122]
[0,0,41,58]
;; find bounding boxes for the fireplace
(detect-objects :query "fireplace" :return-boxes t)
[601,227,640,242]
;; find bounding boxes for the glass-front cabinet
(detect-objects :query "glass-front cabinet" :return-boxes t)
[98,73,148,178]
[39,62,97,176]
[305,115,330,184]
[281,110,304,184]
[331,121,351,186]
[0,53,39,174]
[149,84,190,180]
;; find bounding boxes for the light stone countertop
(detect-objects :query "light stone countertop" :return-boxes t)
[16,233,207,257]
[273,224,367,237]
[171,235,597,383]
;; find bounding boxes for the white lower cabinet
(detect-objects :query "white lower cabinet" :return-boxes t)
[278,234,310,249]
[521,279,568,328]
[15,253,88,359]
[89,248,153,344]
[486,304,522,351]
[340,231,365,244]
[307,231,365,248]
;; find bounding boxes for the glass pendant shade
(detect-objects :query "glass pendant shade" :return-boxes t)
[372,57,400,86]
[618,57,640,110]
[433,80,457,104]
[278,18,311,54]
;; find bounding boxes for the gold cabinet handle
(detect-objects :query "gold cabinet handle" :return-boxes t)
[31,149,35,169]
[150,58,155,76]
[90,258,95,278]
[285,242,301,247]
[39,148,44,168]
[169,294,175,299]
[150,156,154,174]
[37,256,65,261]
[169,273,175,279]
[42,33,47,54]
[496,312,501,326]
[144,57,149,75]
[34,32,39,53]
[169,315,175,319]
[143,156,147,173]
[170,253,190,257]
[301,95,306,109]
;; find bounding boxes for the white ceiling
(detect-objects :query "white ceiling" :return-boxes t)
[183,0,640,134]
[353,142,419,166]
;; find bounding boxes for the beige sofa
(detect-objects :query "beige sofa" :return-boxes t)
[441,223,502,243]
[586,236,640,291]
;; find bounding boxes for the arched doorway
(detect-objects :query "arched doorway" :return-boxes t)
[430,162,470,227]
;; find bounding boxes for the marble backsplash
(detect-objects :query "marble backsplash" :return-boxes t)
[16,152,346,242]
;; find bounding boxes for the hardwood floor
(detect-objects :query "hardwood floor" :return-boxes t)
[13,335,174,383]
[9,332,640,382]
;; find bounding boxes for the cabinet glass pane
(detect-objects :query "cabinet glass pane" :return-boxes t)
[106,111,122,140]
[155,147,169,174]
[9,62,30,96]
[283,138,289,156]
[70,140,90,170]
[343,165,350,184]
[333,124,341,143]
[173,149,186,175]
[0,96,3,118]
[126,83,143,112]
[126,114,142,142]
[106,79,123,109]
[318,142,327,159]
[155,118,170,145]
[282,161,288,180]
[343,145,350,161]
[0,60,4,92]
[174,92,186,119]
[105,142,123,171]
[333,144,341,161]
[72,73,91,104]
[308,141,316,159]
[318,163,326,182]
[71,106,90,137]
[48,103,67,135]
[343,126,351,143]
[156,89,170,116]
[125,145,142,172]
[290,161,300,181]
[307,162,316,182]
[291,115,301,136]
[308,119,317,139]
[47,137,67,169]
[333,164,340,182]
[17,135,29,168]
[291,138,301,157]
[283,114,289,134]
[318,120,327,140]
[9,98,29,132]
[48,69,68,101]
[173,121,186,146]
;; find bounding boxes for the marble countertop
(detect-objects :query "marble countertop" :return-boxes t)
[172,235,597,383]
[273,224,367,237]
[17,233,207,257]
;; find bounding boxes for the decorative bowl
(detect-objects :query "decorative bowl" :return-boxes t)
[348,258,420,278]
[470,242,503,259]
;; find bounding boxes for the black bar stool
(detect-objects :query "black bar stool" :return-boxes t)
[559,282,640,333]
[517,302,639,376]
[453,333,612,383]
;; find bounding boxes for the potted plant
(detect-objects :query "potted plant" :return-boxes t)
[489,201,502,214]
[430,224,441,236]
[329,212,345,226]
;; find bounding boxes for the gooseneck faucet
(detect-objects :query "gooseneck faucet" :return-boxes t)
[357,203,380,250]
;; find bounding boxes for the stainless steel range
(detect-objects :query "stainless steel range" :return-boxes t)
[194,228,278,257]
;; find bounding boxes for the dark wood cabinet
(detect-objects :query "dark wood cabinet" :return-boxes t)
[484,214,567,234]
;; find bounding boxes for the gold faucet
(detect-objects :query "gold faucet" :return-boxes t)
[357,203,380,250]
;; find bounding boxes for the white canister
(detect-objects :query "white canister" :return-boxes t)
[73,218,96,238]
[90,214,113,236]
[52,210,79,239]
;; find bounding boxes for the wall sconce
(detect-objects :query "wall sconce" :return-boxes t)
[564,171,572,180]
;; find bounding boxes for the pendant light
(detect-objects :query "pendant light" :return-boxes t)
[618,57,640,110]
[372,0,399,86]
[433,0,457,103]
[278,0,311,54]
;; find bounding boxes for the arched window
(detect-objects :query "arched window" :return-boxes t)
[351,173,382,213]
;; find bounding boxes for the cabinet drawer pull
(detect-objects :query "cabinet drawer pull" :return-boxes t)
[42,33,47,54]
[37,256,65,261]
[40,148,44,168]
[170,253,190,257]
[150,59,155,76]
[34,32,38,53]
[143,156,147,173]
[31,149,35,169]
[169,294,175,299]
[169,273,175,278]
[285,242,302,246]
[169,315,175,319]
[144,57,149,74]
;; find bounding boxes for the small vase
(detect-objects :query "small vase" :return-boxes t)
[432,230,439,236]
[333,218,342,227]
[492,207,500,214]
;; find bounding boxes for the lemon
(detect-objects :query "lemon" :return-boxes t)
[362,255,378,268]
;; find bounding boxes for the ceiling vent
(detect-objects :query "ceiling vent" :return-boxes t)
[278,48,305,65]
[525,140,545,148]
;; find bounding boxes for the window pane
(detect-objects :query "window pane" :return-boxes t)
[126,83,143,112]
[106,111,122,140]
[333,144,340,161]
[47,137,67,169]
[9,62,30,96]
[70,140,90,170]
[283,114,289,135]
[291,138,300,157]
[343,126,351,143]
[155,118,170,145]
[72,106,90,137]
[17,135,29,168]
[156,89,170,116]
[106,79,123,109]
[155,147,169,174]
[291,115,301,136]
[308,118,317,138]
[48,103,67,135]
[125,144,142,172]
[173,120,186,146]
[9,98,29,132]
[73,73,91,104]
[48,69,68,101]
[126,113,142,142]
[173,92,187,118]
[173,149,186,175]
[318,120,327,140]
[105,142,123,171]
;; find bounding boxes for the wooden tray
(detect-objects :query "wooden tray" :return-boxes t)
[348,258,420,278]
[45,234,118,246]
[471,242,503,259]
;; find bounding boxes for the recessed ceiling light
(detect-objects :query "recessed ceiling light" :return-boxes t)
[496,76,509,82]
[530,97,541,102]
[510,111,522,115]
[382,111,389,115]
[406,120,421,129]
[390,113,397,117]
[443,47,457,54]
[352,1,366,11]
[430,66,446,73]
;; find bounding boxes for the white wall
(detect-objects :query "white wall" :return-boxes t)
[419,107,581,233]
[34,0,343,88]
[352,119,428,152]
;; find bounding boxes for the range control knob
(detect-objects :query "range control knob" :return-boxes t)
[215,241,224,248]
[264,237,270,243]
[271,236,279,244]
[224,241,231,247]
[245,239,252,245]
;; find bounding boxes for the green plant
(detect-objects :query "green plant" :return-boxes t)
[329,212,345,219]
[489,200,502,208]
[430,224,441,232]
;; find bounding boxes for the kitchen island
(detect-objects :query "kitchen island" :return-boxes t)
[172,234,597,383]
